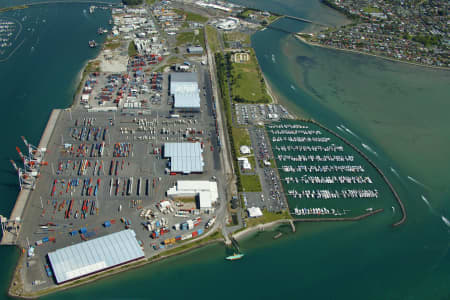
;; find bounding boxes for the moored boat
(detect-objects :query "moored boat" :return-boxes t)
[225,253,244,261]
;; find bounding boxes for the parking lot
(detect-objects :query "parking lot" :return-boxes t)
[234,103,290,125]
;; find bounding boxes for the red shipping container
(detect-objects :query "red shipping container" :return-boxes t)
[192,231,198,237]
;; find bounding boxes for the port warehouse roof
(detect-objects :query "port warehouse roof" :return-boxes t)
[167,180,218,208]
[48,230,144,284]
[169,72,200,110]
[164,142,204,173]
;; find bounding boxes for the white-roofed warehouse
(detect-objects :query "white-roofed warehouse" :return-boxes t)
[167,180,218,209]
[170,72,201,111]
[47,230,144,284]
[164,142,204,174]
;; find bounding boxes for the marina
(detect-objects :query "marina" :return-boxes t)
[267,119,397,219]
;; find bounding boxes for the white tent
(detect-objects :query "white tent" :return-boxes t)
[247,207,263,218]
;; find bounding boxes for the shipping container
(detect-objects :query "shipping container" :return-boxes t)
[35,240,43,246]
[80,227,87,234]
[70,230,78,236]
[197,229,204,235]
[42,237,49,243]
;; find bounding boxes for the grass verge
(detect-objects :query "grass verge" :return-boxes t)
[173,8,208,23]
[128,41,138,57]
[176,29,205,48]
[240,174,262,192]
[245,210,291,227]
[205,25,220,54]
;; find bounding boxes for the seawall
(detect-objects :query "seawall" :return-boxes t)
[1,109,62,245]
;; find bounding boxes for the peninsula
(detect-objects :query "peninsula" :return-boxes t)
[1,1,405,298]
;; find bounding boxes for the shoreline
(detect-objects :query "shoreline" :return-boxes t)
[9,236,224,299]
[6,6,405,298]
[232,219,291,241]
[294,34,450,71]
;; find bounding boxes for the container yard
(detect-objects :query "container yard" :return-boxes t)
[1,4,229,292]
[266,119,396,218]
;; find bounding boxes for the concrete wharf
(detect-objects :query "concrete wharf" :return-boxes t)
[1,110,61,245]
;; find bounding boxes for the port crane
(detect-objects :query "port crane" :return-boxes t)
[10,160,36,190]
[21,136,46,163]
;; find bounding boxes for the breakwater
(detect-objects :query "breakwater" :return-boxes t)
[306,119,406,227]
[293,208,383,222]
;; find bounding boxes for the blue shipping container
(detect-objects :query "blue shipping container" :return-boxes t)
[80,227,87,234]
[197,229,203,235]
[70,230,78,236]
[42,237,49,243]
[104,221,111,227]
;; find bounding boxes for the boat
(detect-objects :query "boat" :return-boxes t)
[225,253,244,261]
[273,232,282,239]
[88,40,97,48]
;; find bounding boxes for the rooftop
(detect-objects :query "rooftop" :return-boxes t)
[164,142,204,173]
[48,230,144,284]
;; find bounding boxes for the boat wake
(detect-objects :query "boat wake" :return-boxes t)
[361,143,378,157]
[421,196,450,228]
[271,54,276,63]
[290,84,296,91]
[336,125,344,132]
[421,195,433,211]
[441,216,450,227]
[390,167,400,178]
[408,176,429,189]
[340,124,361,140]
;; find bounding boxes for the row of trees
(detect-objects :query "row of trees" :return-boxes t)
[215,53,243,192]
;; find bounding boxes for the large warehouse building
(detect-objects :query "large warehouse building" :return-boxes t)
[164,142,204,174]
[167,180,218,209]
[47,230,144,284]
[169,72,201,111]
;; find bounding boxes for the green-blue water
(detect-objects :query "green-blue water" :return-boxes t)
[1,1,449,299]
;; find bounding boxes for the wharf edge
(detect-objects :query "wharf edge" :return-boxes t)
[0,109,61,245]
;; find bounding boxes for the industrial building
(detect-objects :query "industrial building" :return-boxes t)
[167,180,218,209]
[164,142,204,174]
[47,230,144,284]
[187,46,204,55]
[169,72,201,111]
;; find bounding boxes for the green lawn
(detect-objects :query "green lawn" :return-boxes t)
[224,31,251,44]
[104,41,121,50]
[232,127,251,153]
[363,6,382,13]
[128,41,138,56]
[205,25,220,54]
[173,8,208,23]
[176,29,205,48]
[240,174,262,192]
[245,210,291,227]
[231,49,270,103]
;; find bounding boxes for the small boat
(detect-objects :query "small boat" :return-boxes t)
[88,40,97,48]
[225,253,244,261]
[273,232,283,239]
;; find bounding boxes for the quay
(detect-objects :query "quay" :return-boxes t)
[1,109,61,245]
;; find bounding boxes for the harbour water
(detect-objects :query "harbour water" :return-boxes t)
[0,0,449,299]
